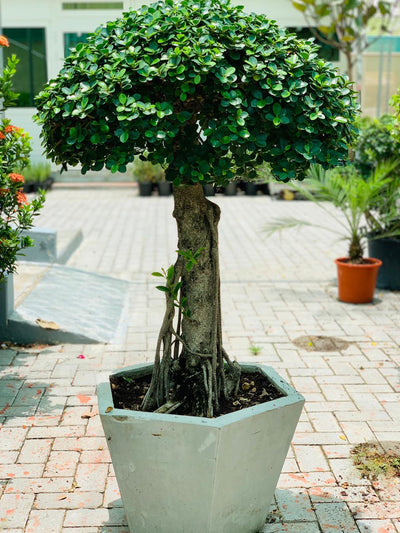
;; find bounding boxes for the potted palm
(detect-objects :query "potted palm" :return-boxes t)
[35,1,358,531]
[354,114,400,290]
[266,162,398,303]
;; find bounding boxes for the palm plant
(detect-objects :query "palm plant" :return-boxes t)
[266,160,399,263]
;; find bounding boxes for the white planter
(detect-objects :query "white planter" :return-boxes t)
[98,363,304,533]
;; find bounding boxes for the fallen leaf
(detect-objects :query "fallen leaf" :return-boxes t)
[81,409,98,419]
[105,406,113,413]
[36,318,60,330]
[339,435,347,441]
[57,495,67,500]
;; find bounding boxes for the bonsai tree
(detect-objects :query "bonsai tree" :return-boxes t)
[35,0,358,417]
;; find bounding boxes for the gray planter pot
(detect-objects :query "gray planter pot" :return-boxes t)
[98,363,304,533]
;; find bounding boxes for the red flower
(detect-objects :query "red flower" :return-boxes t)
[0,132,5,140]
[16,191,28,206]
[4,125,18,134]
[0,36,9,48]
[9,173,25,183]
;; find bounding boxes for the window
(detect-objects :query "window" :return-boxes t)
[62,2,123,9]
[288,27,339,62]
[3,28,47,107]
[64,32,90,57]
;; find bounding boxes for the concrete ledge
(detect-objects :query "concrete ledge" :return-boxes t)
[0,265,130,345]
[21,228,57,263]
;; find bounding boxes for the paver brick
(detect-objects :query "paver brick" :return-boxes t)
[64,507,127,527]
[75,463,109,492]
[314,502,359,532]
[262,522,321,532]
[52,436,107,451]
[34,491,103,510]
[0,464,44,479]
[4,477,74,494]
[356,519,398,533]
[0,493,35,528]
[0,428,28,451]
[275,488,315,522]
[44,451,79,477]
[293,445,330,472]
[348,502,400,520]
[18,438,53,463]
[25,509,65,533]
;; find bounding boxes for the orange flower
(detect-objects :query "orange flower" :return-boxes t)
[16,191,28,206]
[4,125,18,134]
[9,173,25,183]
[0,36,9,48]
[0,132,5,140]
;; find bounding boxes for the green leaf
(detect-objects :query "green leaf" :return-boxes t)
[167,265,174,281]
[156,286,171,293]
[120,131,129,143]
[152,271,164,277]
[273,103,281,116]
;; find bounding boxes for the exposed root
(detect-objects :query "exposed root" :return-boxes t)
[141,184,241,417]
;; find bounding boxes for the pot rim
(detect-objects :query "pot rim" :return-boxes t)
[334,257,382,268]
[97,362,305,428]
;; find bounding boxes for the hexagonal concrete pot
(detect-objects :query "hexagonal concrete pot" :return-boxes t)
[97,363,304,533]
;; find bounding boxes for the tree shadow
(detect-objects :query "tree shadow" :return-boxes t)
[99,499,129,533]
[0,347,66,425]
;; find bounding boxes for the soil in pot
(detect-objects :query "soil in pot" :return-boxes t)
[110,369,285,416]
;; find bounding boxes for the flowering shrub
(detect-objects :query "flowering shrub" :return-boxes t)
[0,36,45,282]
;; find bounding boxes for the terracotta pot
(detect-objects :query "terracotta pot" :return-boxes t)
[334,257,382,304]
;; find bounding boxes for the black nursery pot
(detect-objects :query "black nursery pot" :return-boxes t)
[203,184,215,196]
[368,237,400,290]
[223,182,237,196]
[157,182,172,196]
[244,182,258,196]
[138,182,153,196]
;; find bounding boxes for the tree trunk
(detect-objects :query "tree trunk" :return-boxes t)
[141,183,240,417]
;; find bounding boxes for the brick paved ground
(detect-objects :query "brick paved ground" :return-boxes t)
[1,188,399,532]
